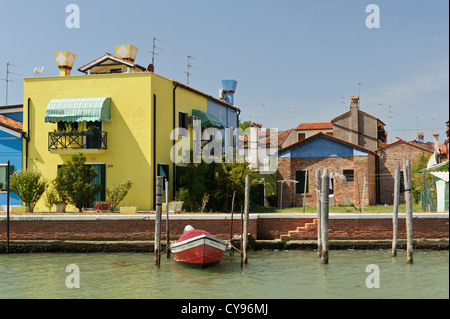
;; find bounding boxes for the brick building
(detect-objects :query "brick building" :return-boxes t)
[277,132,377,208]
[331,95,387,151]
[375,138,433,205]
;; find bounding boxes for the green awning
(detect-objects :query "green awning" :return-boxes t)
[45,97,111,123]
[192,109,224,129]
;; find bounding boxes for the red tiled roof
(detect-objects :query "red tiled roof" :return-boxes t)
[295,122,333,130]
[0,114,22,132]
[375,138,433,154]
[278,128,293,146]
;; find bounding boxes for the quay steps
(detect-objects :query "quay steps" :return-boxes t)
[280,218,318,241]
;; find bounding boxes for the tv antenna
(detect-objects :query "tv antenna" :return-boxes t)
[34,66,44,77]
[388,105,394,128]
[357,82,363,96]
[341,96,346,112]
[149,37,163,68]
[184,55,195,86]
[0,62,21,106]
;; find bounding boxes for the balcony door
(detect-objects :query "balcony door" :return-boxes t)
[86,121,103,149]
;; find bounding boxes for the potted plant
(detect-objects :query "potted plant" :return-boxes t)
[94,200,112,213]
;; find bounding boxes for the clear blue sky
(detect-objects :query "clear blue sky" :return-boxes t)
[1,0,448,143]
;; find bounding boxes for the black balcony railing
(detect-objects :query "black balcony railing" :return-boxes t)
[48,131,107,151]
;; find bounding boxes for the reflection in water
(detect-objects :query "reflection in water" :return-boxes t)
[0,250,448,299]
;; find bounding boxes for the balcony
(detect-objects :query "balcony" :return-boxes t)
[48,131,107,153]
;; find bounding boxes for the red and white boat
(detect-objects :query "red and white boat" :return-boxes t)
[170,225,228,267]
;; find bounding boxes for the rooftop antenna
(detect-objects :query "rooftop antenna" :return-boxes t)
[149,37,163,69]
[0,62,20,106]
[357,82,363,105]
[34,66,44,77]
[184,55,195,86]
[341,96,346,112]
[388,105,394,129]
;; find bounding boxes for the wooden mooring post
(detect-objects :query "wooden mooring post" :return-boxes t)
[392,163,400,257]
[242,175,250,265]
[320,169,329,264]
[403,160,413,264]
[165,179,170,258]
[6,160,10,254]
[316,169,322,257]
[155,176,163,267]
[229,191,236,256]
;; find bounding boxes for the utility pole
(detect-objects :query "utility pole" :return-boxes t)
[1,62,20,106]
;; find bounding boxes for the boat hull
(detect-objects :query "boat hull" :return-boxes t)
[171,231,227,267]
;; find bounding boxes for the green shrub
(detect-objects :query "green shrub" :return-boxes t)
[106,178,133,212]
[9,169,48,213]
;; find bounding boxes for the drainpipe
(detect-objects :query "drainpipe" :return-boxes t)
[153,94,156,210]
[173,83,178,200]
[23,98,31,170]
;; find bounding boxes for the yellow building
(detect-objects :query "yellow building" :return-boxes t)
[23,45,240,211]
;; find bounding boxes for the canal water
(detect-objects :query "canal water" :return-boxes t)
[0,249,448,299]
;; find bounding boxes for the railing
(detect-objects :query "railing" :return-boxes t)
[48,131,107,151]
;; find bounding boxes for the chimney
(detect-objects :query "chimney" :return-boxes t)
[433,134,440,151]
[221,80,238,105]
[433,133,441,164]
[349,95,359,145]
[114,45,138,62]
[417,132,424,142]
[54,51,76,76]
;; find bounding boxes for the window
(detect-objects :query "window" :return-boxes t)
[329,178,334,195]
[0,165,14,191]
[109,68,123,73]
[295,171,309,194]
[297,133,305,141]
[178,111,188,136]
[343,169,354,182]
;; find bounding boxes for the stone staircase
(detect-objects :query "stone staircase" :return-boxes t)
[280,218,318,241]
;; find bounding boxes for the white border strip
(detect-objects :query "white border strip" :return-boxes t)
[0,212,447,222]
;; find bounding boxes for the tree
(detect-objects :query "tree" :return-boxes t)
[177,152,256,212]
[9,169,47,213]
[238,120,253,131]
[411,152,433,204]
[54,153,102,212]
